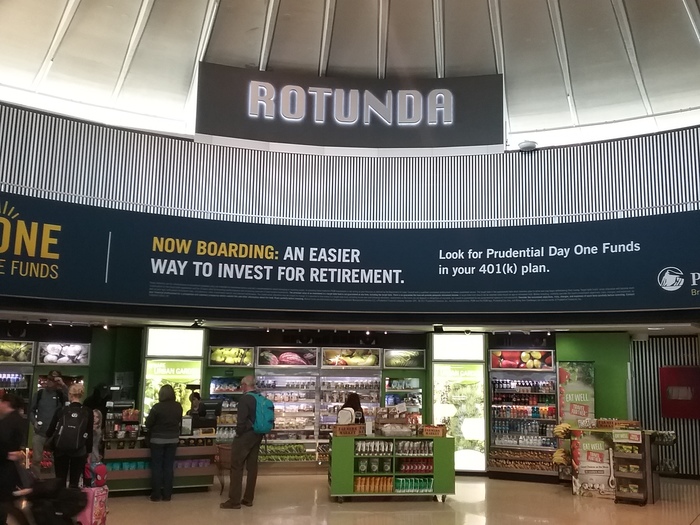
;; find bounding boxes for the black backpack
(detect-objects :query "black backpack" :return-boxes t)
[54,406,89,452]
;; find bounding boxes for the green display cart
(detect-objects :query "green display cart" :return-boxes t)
[328,436,455,503]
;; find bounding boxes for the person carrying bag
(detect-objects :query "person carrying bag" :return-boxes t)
[46,384,93,488]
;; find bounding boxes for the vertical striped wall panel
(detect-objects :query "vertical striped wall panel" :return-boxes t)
[631,336,700,476]
[1,103,700,228]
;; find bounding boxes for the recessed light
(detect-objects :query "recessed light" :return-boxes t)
[647,327,665,331]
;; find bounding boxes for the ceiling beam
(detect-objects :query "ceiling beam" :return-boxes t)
[547,0,579,126]
[487,0,509,143]
[432,0,445,78]
[184,0,221,118]
[111,0,156,101]
[610,0,653,115]
[378,0,390,79]
[32,0,82,91]
[259,0,281,71]
[318,0,337,76]
[681,0,700,44]
[487,0,504,74]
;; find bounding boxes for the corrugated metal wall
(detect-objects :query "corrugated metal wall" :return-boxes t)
[1,103,699,228]
[631,336,700,476]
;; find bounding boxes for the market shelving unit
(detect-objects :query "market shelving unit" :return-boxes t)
[613,429,650,504]
[103,441,217,492]
[328,436,454,502]
[488,349,558,477]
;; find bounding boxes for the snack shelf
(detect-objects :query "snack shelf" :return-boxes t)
[615,471,644,479]
[614,452,643,459]
[489,455,553,463]
[616,491,645,501]
[488,467,558,476]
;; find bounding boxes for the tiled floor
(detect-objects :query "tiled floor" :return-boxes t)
[107,475,700,525]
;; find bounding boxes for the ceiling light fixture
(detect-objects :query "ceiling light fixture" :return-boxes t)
[547,331,551,336]
[266,328,270,333]
[518,140,538,152]
[366,330,370,335]
[103,324,108,330]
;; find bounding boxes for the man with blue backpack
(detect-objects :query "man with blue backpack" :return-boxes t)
[220,375,274,510]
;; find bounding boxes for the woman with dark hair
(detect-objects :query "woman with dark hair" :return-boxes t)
[0,393,28,524]
[187,392,201,416]
[338,393,366,425]
[145,385,182,502]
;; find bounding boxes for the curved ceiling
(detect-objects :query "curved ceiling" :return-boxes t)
[1,0,700,149]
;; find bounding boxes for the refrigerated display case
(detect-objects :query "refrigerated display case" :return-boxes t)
[384,377,422,418]
[488,349,558,477]
[0,367,33,408]
[256,373,318,462]
[432,363,486,472]
[431,333,487,473]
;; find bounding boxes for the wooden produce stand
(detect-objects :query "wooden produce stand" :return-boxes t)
[328,434,455,503]
[103,438,217,492]
[612,429,660,505]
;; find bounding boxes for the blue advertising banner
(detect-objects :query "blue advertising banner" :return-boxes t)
[195,63,503,151]
[0,192,699,314]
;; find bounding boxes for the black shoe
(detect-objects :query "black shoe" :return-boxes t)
[241,500,253,507]
[163,496,172,502]
[149,495,161,502]
[220,500,241,509]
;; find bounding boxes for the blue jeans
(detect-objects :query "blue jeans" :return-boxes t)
[150,443,177,499]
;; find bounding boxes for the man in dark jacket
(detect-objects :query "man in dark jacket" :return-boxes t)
[29,370,68,474]
[0,393,28,525]
[221,375,263,509]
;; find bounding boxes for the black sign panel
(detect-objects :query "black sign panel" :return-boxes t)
[195,63,503,150]
[1,192,699,314]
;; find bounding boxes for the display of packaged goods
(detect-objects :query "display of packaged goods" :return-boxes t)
[355,440,394,456]
[489,365,559,475]
[354,476,394,493]
[487,458,557,472]
[394,477,433,493]
[210,378,241,394]
[489,448,554,461]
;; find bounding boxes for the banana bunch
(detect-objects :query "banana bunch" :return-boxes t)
[552,448,571,465]
[553,423,572,438]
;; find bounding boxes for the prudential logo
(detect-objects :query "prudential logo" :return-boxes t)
[658,267,684,291]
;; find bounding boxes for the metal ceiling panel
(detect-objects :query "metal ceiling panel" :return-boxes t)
[501,0,571,134]
[327,0,379,77]
[625,0,700,113]
[116,0,208,115]
[385,0,436,77]
[204,0,267,68]
[39,0,142,104]
[267,0,324,73]
[560,0,647,125]
[444,0,497,76]
[0,0,67,87]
